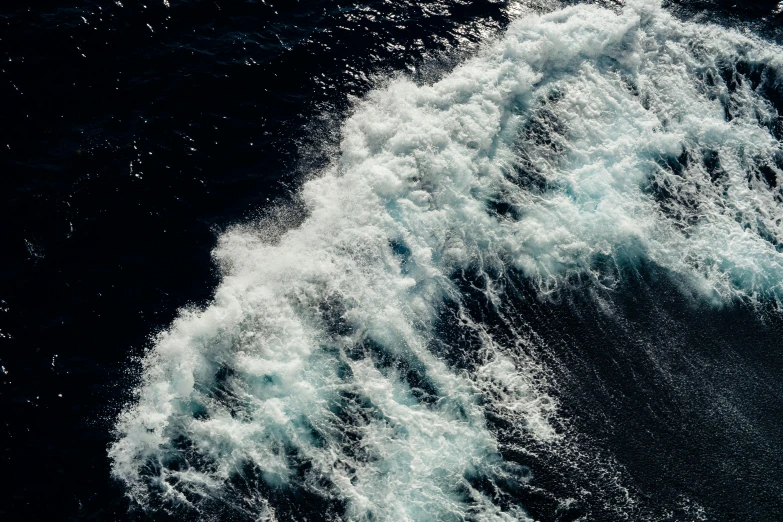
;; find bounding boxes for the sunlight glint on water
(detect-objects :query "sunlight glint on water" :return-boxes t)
[110,2,783,519]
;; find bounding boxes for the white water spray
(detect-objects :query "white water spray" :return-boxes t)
[111,2,783,520]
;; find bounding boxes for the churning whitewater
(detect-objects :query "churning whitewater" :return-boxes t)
[110,1,783,520]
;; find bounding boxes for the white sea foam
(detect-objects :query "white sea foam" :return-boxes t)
[111,1,783,520]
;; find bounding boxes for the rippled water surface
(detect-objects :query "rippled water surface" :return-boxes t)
[1,1,782,521]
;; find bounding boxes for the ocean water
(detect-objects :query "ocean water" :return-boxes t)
[1,1,782,521]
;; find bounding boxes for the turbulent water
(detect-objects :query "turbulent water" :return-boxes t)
[109,1,783,520]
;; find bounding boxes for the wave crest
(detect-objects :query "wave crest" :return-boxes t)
[111,2,783,520]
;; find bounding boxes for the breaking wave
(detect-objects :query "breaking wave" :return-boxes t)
[110,1,783,520]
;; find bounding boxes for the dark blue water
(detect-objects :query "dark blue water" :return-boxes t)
[1,1,782,521]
